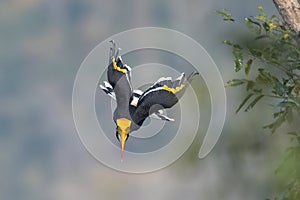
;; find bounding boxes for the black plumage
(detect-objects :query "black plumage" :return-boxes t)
[100,41,198,158]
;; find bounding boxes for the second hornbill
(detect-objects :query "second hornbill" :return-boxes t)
[100,41,199,158]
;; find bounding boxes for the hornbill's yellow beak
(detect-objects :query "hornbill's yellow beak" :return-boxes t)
[116,118,131,159]
[120,131,127,159]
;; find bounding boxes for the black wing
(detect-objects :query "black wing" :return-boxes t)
[107,40,132,89]
[106,41,133,120]
[99,85,175,122]
[131,71,198,126]
[129,89,175,122]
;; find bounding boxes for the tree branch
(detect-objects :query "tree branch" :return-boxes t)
[273,0,300,32]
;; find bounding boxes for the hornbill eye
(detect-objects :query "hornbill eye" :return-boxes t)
[116,131,120,142]
[116,126,121,142]
[115,131,129,142]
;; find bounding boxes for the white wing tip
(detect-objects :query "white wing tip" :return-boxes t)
[155,76,172,84]
[99,84,106,90]
[133,89,143,95]
[176,73,185,80]
[103,81,113,89]
[124,64,131,71]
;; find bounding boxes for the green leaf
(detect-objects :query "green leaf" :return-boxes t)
[246,80,255,91]
[222,40,233,46]
[254,15,266,22]
[248,48,262,57]
[224,41,244,72]
[256,68,274,84]
[226,79,245,87]
[273,111,283,118]
[255,6,268,23]
[245,17,261,26]
[253,88,262,93]
[279,24,287,31]
[216,9,235,21]
[261,47,272,62]
[262,22,270,32]
[258,5,267,17]
[245,59,253,75]
[234,59,243,72]
[273,82,286,96]
[245,18,262,34]
[254,35,270,40]
[287,131,298,136]
[263,114,285,133]
[277,101,296,108]
[270,15,278,22]
[236,93,254,113]
[233,44,243,72]
[245,95,264,111]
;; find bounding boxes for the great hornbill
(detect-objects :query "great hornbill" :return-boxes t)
[100,40,198,158]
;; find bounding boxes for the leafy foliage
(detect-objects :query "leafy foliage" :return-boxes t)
[217,6,300,200]
[215,9,235,22]
[275,137,300,200]
[218,6,300,134]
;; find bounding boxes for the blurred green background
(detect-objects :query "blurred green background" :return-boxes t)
[0,0,294,199]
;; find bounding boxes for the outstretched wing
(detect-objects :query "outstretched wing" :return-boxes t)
[107,41,132,89]
[106,41,132,119]
[132,72,198,126]
[99,84,175,122]
[130,89,175,122]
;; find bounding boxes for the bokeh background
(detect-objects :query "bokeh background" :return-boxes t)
[0,0,294,199]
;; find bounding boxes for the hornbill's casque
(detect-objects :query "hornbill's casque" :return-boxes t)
[100,41,199,158]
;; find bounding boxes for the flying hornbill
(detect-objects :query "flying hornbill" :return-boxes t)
[100,40,199,158]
